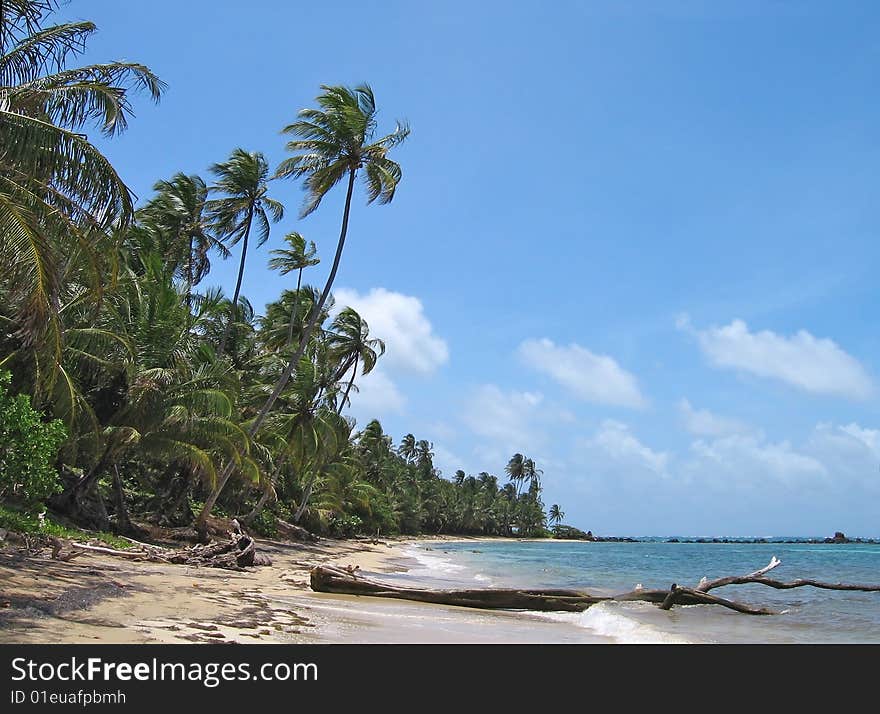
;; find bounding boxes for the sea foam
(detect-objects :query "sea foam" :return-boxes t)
[539,602,694,644]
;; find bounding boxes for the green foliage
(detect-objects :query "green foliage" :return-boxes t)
[0,505,132,548]
[552,524,592,540]
[328,513,363,538]
[249,509,278,538]
[0,371,66,510]
[0,22,563,542]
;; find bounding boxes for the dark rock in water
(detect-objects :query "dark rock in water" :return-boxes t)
[667,538,680,543]
[825,531,849,543]
[551,525,594,540]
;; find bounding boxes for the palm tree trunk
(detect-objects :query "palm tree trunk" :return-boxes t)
[240,482,276,525]
[186,234,194,308]
[196,168,357,536]
[218,209,253,356]
[286,268,303,346]
[241,453,286,525]
[336,354,358,415]
[293,472,319,523]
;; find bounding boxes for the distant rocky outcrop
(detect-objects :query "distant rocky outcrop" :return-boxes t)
[551,525,593,540]
[825,531,850,544]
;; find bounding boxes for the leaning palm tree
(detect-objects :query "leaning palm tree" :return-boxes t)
[0,0,163,342]
[195,84,408,535]
[206,148,284,356]
[268,232,319,346]
[326,307,384,414]
[548,504,564,527]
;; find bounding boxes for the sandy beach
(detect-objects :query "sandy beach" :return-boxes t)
[0,535,603,644]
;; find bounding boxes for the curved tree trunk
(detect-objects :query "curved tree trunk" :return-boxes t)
[186,233,194,309]
[196,168,357,538]
[218,209,253,356]
[293,471,320,524]
[286,268,303,346]
[240,454,286,526]
[337,354,358,415]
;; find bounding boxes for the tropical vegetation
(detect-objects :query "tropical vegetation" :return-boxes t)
[0,1,564,541]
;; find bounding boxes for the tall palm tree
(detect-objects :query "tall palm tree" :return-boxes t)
[268,232,319,346]
[0,0,163,342]
[548,504,564,527]
[195,84,408,535]
[327,307,384,414]
[206,148,283,356]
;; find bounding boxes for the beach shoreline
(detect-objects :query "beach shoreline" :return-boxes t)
[0,534,615,644]
[0,536,412,644]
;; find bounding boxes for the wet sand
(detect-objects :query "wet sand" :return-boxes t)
[0,536,605,644]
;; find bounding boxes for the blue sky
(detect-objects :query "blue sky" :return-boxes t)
[68,0,880,536]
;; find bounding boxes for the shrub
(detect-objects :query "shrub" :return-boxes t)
[0,371,66,510]
[328,513,363,538]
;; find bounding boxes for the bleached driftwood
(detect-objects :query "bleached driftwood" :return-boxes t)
[48,527,271,571]
[310,556,880,616]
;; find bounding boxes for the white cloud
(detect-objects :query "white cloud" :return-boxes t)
[678,399,752,438]
[583,420,669,475]
[682,318,873,400]
[688,434,827,488]
[836,423,880,457]
[462,384,545,449]
[334,288,449,375]
[518,338,647,408]
[804,423,880,493]
[346,367,406,416]
[431,443,466,477]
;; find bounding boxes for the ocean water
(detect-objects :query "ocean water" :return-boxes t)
[396,540,880,643]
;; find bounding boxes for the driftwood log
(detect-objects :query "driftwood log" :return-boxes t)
[48,521,271,571]
[310,556,880,616]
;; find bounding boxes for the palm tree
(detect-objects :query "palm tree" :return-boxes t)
[399,434,417,464]
[327,307,384,414]
[206,148,283,356]
[50,249,251,529]
[505,453,525,495]
[268,232,319,346]
[416,439,434,471]
[548,504,564,527]
[478,472,498,494]
[523,457,543,493]
[194,84,409,536]
[0,0,163,341]
[139,173,228,306]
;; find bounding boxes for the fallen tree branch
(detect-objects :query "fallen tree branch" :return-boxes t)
[697,556,782,591]
[695,556,880,593]
[47,528,271,570]
[309,556,880,617]
[310,565,606,612]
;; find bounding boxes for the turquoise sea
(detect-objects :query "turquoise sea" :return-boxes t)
[396,540,880,643]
